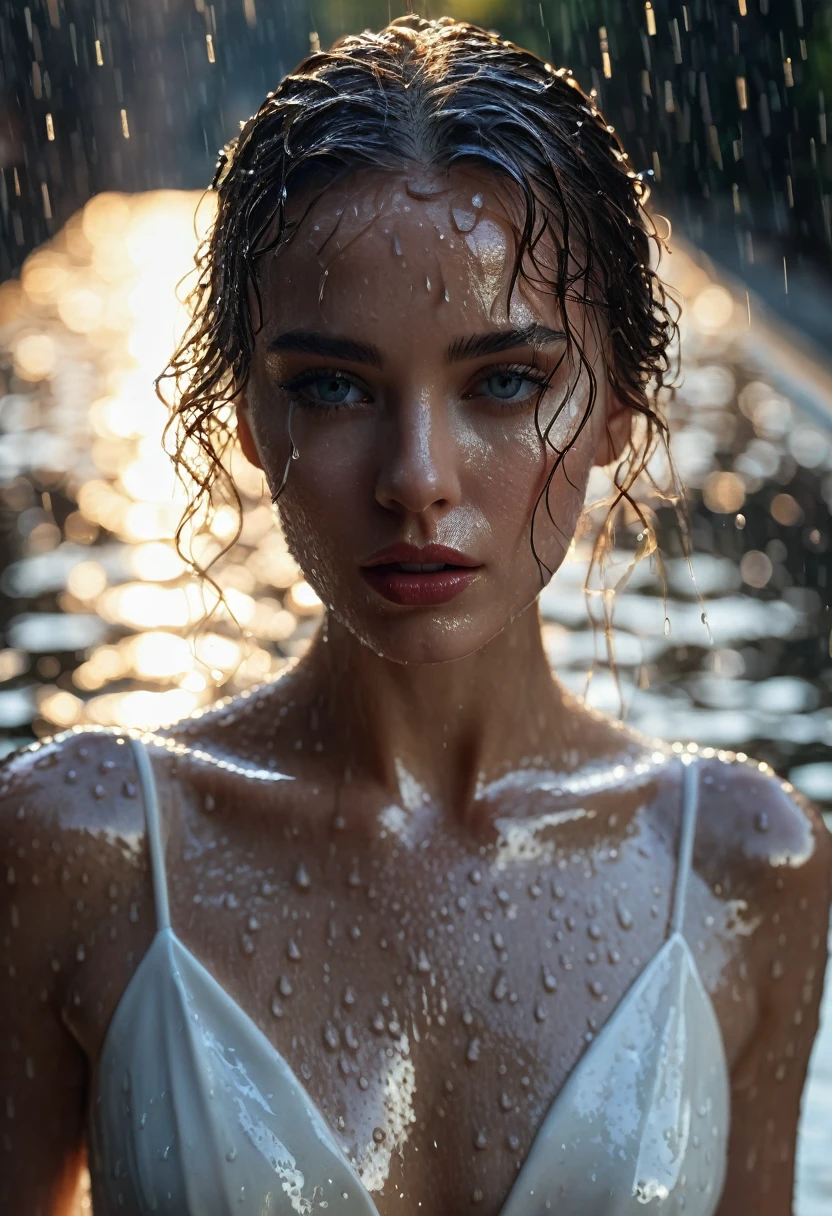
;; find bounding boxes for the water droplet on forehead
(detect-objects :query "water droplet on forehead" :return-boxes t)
[451,205,477,232]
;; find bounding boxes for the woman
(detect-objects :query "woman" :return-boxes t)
[1,15,830,1216]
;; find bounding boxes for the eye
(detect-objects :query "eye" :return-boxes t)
[277,369,369,410]
[470,363,551,409]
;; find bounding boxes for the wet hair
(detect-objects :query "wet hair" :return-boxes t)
[158,13,681,636]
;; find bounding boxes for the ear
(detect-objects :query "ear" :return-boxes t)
[236,396,264,471]
[594,392,634,469]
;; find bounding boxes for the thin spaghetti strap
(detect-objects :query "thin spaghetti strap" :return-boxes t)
[669,756,700,937]
[128,736,171,932]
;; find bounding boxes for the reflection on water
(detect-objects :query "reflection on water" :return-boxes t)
[0,191,831,1211]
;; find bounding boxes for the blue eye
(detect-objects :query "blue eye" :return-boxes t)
[278,370,367,410]
[473,363,550,408]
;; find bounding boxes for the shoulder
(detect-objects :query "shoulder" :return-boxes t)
[0,727,151,933]
[692,748,831,979]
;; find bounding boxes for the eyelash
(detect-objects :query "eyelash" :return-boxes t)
[276,362,552,412]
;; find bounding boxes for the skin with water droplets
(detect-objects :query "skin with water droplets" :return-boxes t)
[2,163,831,1215]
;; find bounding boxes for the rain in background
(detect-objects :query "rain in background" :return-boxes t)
[0,1,831,1212]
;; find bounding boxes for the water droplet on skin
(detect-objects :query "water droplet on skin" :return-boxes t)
[588,923,602,941]
[541,965,558,992]
[425,274,431,291]
[754,810,770,833]
[471,192,483,208]
[344,1024,359,1051]
[616,900,634,930]
[226,1146,237,1162]
[534,1001,547,1022]
[278,974,293,997]
[323,1022,340,1051]
[416,948,431,972]
[76,944,85,962]
[294,862,311,890]
[565,915,576,931]
[492,930,505,951]
[468,869,482,885]
[588,980,604,998]
[608,948,621,965]
[372,1127,386,1143]
[287,938,302,961]
[66,769,78,784]
[247,916,260,933]
[451,205,477,232]
[492,971,509,1001]
[466,1036,481,1063]
[342,985,356,1007]
[347,861,361,887]
[93,784,106,800]
[391,232,402,256]
[771,959,784,979]
[371,1011,386,1034]
[240,933,255,955]
[474,1128,489,1150]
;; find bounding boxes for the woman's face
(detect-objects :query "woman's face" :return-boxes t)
[238,166,629,664]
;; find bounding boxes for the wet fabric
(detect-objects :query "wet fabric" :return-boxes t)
[86,740,730,1214]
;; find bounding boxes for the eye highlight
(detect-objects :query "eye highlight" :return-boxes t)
[467,362,552,410]
[276,368,369,411]
[274,361,553,413]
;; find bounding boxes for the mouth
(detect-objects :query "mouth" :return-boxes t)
[359,545,482,606]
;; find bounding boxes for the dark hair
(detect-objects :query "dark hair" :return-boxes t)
[158,13,680,617]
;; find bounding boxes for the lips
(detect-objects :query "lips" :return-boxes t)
[360,542,482,606]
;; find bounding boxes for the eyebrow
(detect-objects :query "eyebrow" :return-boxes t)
[266,323,567,368]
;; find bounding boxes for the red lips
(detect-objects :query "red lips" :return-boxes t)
[359,542,482,606]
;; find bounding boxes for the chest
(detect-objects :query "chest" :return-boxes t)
[153,803,687,1212]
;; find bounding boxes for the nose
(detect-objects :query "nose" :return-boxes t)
[374,391,462,517]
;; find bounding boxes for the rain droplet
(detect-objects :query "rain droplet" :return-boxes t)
[491,971,509,1001]
[451,205,477,232]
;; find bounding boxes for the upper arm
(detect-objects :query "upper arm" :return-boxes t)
[0,728,149,1216]
[713,765,832,1216]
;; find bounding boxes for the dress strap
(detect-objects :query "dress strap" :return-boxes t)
[128,736,171,932]
[669,755,700,937]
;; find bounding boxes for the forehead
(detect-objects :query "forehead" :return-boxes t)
[257,166,564,331]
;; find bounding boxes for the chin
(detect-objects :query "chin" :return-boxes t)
[329,592,541,665]
[327,602,511,665]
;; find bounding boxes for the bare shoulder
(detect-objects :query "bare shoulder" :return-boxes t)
[694,750,832,981]
[0,727,152,963]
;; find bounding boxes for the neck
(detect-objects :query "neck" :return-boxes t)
[293,604,580,814]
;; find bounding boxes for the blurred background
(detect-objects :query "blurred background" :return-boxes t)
[0,1,831,1211]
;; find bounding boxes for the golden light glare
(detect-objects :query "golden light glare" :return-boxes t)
[289,580,323,613]
[67,561,108,601]
[13,332,57,380]
[691,285,735,330]
[702,471,746,514]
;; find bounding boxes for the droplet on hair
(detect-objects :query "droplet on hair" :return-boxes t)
[663,617,671,637]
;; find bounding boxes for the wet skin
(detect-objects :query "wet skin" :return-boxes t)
[1,166,831,1216]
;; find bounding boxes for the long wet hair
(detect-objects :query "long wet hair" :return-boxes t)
[158,13,682,670]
